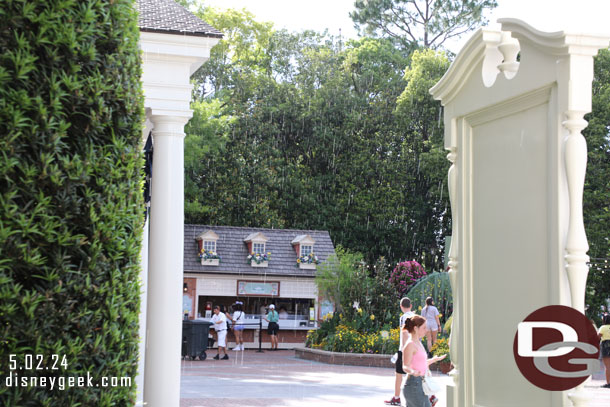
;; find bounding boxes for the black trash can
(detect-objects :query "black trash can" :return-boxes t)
[182,320,213,360]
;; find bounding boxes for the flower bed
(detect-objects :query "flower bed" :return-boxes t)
[306,312,400,355]
[430,337,453,373]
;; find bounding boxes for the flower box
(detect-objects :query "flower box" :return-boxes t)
[299,263,316,270]
[198,248,221,265]
[247,252,270,267]
[296,253,320,268]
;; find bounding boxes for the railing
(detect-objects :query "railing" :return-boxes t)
[199,316,317,352]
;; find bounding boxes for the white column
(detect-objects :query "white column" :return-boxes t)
[144,113,190,407]
[136,117,153,407]
[135,217,149,407]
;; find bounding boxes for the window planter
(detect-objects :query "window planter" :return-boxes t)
[296,253,320,269]
[201,258,220,266]
[299,263,316,270]
[247,252,270,267]
[198,248,221,265]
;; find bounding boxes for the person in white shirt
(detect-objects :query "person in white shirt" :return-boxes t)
[211,305,229,360]
[421,297,441,354]
[384,297,416,406]
[229,301,245,351]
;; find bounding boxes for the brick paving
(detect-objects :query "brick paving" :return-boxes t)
[180,350,610,407]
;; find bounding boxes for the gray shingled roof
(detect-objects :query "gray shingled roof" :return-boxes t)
[137,0,223,38]
[184,225,336,277]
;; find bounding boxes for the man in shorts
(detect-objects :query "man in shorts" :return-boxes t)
[211,305,229,360]
[384,297,415,406]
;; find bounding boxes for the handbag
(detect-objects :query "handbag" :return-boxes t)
[421,370,441,396]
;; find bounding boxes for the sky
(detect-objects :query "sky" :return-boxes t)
[201,0,610,53]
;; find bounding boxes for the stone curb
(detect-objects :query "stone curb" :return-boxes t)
[295,347,394,368]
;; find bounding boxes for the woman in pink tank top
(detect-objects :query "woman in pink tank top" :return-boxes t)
[402,315,446,406]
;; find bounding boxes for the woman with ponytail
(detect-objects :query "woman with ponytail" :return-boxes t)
[402,316,446,406]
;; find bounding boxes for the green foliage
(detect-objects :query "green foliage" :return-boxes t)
[315,247,369,315]
[444,315,453,335]
[306,314,401,355]
[350,0,498,49]
[184,99,233,221]
[0,0,144,404]
[184,8,607,322]
[186,7,450,270]
[584,49,610,325]
[430,337,451,363]
[406,272,453,325]
[315,248,407,338]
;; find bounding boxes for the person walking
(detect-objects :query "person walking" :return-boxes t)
[402,315,446,407]
[384,297,415,406]
[264,304,280,350]
[421,297,441,356]
[211,305,229,360]
[230,301,246,351]
[599,313,610,388]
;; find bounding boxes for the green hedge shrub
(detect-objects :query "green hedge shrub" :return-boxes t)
[0,0,144,405]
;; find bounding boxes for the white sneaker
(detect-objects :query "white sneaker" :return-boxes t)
[233,345,241,351]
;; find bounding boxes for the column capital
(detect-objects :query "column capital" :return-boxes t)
[149,113,191,138]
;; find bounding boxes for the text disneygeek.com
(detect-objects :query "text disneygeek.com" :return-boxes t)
[5,354,131,391]
[4,372,132,391]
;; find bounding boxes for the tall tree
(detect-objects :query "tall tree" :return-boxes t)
[350,0,497,49]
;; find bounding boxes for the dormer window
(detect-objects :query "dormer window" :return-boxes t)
[291,235,319,269]
[203,240,216,253]
[253,242,265,255]
[244,232,270,267]
[301,245,313,257]
[196,230,220,266]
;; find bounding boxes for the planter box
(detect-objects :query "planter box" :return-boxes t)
[251,260,268,268]
[299,263,316,270]
[295,347,394,368]
[434,361,453,374]
[201,258,219,266]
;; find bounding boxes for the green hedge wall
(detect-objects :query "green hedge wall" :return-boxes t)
[0,0,144,405]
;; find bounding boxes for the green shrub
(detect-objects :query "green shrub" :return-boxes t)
[0,0,144,405]
[430,337,451,364]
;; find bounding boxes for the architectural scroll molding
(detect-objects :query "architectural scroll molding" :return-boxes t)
[430,18,609,407]
[446,145,459,387]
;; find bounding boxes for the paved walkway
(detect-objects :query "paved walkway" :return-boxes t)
[180,350,609,407]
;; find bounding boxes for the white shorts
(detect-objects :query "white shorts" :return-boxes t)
[216,330,227,347]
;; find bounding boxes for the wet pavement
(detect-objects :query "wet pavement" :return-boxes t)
[180,349,610,407]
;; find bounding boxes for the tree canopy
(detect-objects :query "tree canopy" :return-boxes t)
[350,0,498,49]
[185,7,452,270]
[185,6,608,320]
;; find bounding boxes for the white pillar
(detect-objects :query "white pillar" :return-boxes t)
[143,113,191,407]
[135,217,149,406]
[136,117,153,407]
